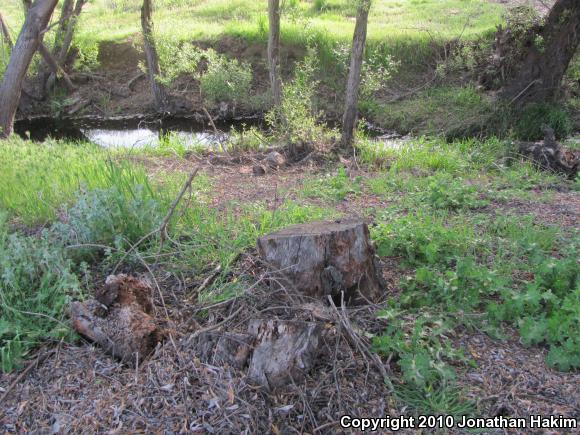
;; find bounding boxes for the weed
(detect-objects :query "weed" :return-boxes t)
[52,183,162,263]
[0,214,82,372]
[300,167,362,202]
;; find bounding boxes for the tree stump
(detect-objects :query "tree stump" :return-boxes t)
[247,320,321,390]
[70,274,163,365]
[257,219,384,304]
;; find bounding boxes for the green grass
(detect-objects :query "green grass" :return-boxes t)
[0,136,154,224]
[2,0,504,73]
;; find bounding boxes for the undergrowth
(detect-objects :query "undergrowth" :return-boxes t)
[366,141,578,413]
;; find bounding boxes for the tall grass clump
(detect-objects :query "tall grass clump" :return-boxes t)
[0,214,82,372]
[0,137,152,224]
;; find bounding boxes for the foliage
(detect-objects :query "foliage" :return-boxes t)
[423,173,488,210]
[265,47,329,144]
[156,39,203,85]
[52,182,162,262]
[0,137,153,225]
[0,214,82,372]
[200,49,253,105]
[300,167,362,202]
[514,103,573,141]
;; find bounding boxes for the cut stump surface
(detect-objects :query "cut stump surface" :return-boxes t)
[257,219,384,304]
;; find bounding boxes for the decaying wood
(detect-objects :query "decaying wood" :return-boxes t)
[0,0,59,137]
[518,126,579,178]
[257,219,384,305]
[197,331,253,369]
[247,319,321,390]
[70,274,163,365]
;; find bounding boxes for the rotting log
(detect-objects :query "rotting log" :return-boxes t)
[70,274,163,365]
[257,218,384,305]
[247,319,321,390]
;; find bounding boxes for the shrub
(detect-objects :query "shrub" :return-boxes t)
[52,184,163,262]
[0,214,82,372]
[515,103,572,140]
[156,39,202,86]
[200,49,253,105]
[266,47,331,145]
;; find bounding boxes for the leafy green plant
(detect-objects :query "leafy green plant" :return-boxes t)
[156,39,203,85]
[515,103,572,140]
[52,182,162,262]
[424,173,488,210]
[266,47,330,145]
[200,49,253,105]
[300,167,362,202]
[0,214,82,372]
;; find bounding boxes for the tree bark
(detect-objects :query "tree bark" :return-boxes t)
[257,218,384,305]
[38,42,76,92]
[501,0,580,106]
[55,0,87,67]
[53,0,74,58]
[0,0,59,138]
[44,0,86,92]
[268,0,282,107]
[340,0,371,149]
[141,0,169,113]
[0,12,13,49]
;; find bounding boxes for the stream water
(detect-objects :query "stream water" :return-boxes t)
[14,116,407,150]
[14,116,252,150]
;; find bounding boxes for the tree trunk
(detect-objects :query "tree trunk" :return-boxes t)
[0,12,13,49]
[502,0,580,106]
[53,0,74,58]
[0,0,58,138]
[38,42,76,92]
[257,218,384,305]
[141,0,169,113]
[340,0,371,149]
[268,0,282,107]
[55,0,87,67]
[44,0,86,92]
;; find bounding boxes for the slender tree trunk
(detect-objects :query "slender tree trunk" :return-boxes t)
[0,0,59,138]
[502,0,580,106]
[53,0,74,58]
[340,0,371,149]
[56,0,87,66]
[0,12,13,49]
[141,0,169,113]
[268,0,282,107]
[46,0,87,92]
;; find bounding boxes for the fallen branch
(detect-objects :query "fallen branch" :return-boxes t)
[113,167,199,274]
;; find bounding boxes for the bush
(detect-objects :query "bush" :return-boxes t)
[0,214,82,372]
[515,103,572,140]
[266,47,330,145]
[200,49,253,105]
[52,184,163,262]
